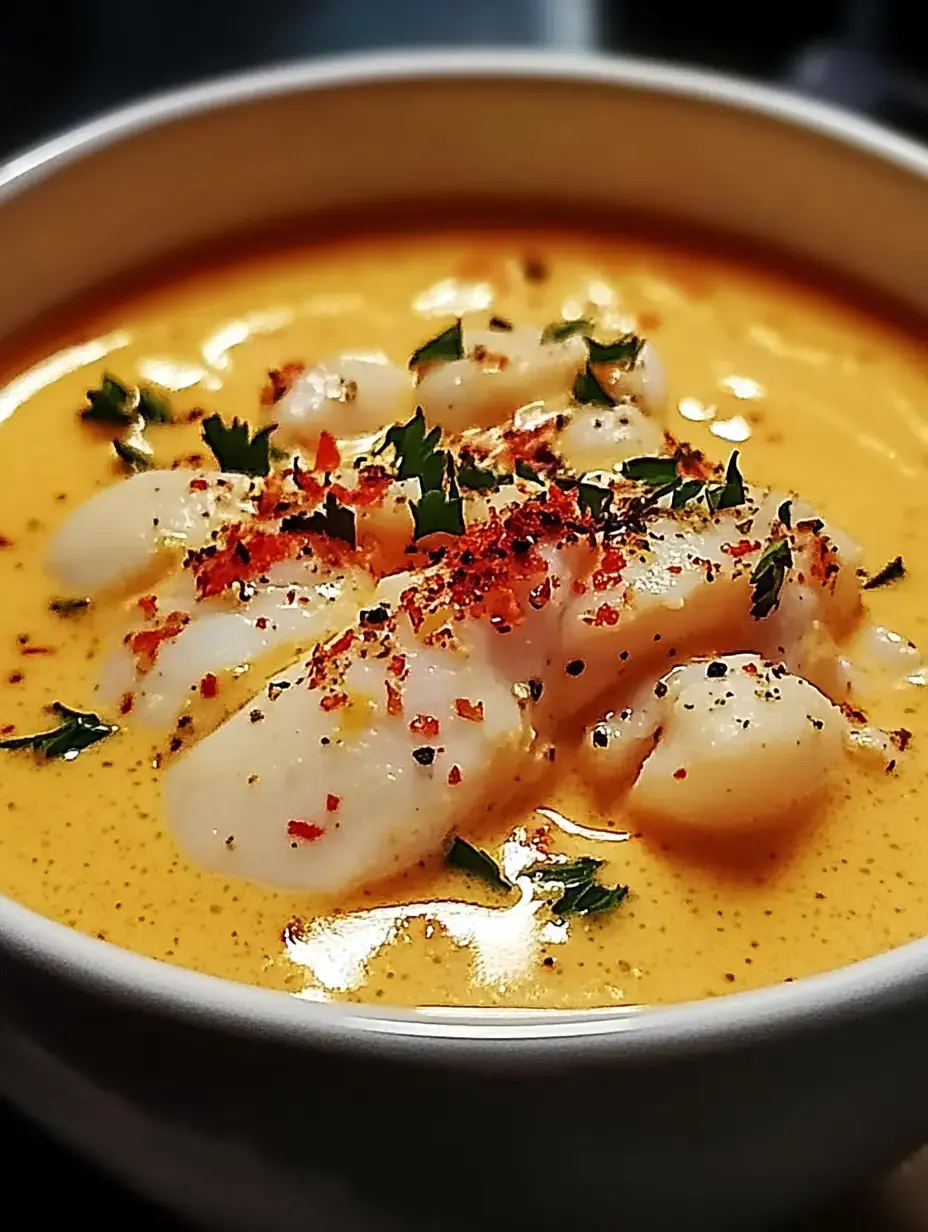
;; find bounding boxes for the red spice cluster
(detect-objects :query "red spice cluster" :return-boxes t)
[261,363,305,407]
[127,610,190,672]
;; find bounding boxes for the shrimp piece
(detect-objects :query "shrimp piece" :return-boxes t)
[581,655,844,832]
[163,615,534,894]
[46,469,255,595]
[557,404,663,474]
[417,326,586,434]
[274,354,411,450]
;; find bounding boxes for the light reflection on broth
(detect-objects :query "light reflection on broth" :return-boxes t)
[1,221,928,1010]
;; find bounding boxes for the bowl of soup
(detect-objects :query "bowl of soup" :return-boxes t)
[1,50,928,1232]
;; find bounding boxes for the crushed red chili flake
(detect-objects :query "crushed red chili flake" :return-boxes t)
[255,473,288,519]
[189,478,209,492]
[0,724,14,735]
[261,362,305,406]
[388,654,407,679]
[891,728,913,752]
[447,764,462,786]
[0,535,12,549]
[8,671,23,684]
[22,645,53,656]
[255,617,268,630]
[328,629,354,657]
[840,701,868,725]
[723,539,761,559]
[592,548,626,592]
[199,673,219,699]
[325,793,341,813]
[385,681,403,717]
[138,594,158,619]
[454,698,485,722]
[128,610,190,673]
[592,603,620,627]
[286,820,325,843]
[673,767,688,780]
[320,692,348,712]
[314,430,341,474]
[119,692,135,715]
[293,466,325,502]
[742,662,758,675]
[504,423,555,465]
[409,714,440,739]
[330,465,392,509]
[571,579,587,596]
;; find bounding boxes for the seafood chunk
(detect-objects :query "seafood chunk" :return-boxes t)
[274,354,411,449]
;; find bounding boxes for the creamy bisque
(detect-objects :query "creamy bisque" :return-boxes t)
[1,222,928,1010]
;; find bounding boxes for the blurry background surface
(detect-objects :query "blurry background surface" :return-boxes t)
[1,0,927,1227]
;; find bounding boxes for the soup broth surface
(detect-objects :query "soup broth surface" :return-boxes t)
[1,221,927,1008]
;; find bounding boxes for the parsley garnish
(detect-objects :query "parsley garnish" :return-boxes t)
[49,597,90,617]
[488,315,514,332]
[620,455,679,486]
[515,459,544,485]
[81,375,173,425]
[409,320,464,369]
[380,409,445,490]
[457,462,511,492]
[706,451,745,511]
[541,317,592,344]
[572,364,616,406]
[555,477,613,519]
[529,856,629,916]
[113,437,153,473]
[586,333,644,368]
[0,703,117,761]
[750,537,793,619]
[281,492,356,548]
[863,556,906,590]
[670,478,707,509]
[446,837,511,891]
[201,415,275,477]
[412,454,464,539]
[778,499,792,529]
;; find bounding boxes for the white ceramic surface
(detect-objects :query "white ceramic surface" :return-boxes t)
[1,51,928,1232]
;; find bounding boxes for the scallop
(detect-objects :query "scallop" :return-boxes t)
[593,339,667,415]
[557,404,663,473]
[46,469,255,595]
[274,354,411,449]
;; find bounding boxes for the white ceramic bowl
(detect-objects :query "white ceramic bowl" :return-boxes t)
[1,51,928,1232]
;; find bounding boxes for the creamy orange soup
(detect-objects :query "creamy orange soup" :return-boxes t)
[1,221,927,1009]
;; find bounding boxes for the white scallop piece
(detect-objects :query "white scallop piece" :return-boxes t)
[557,404,663,473]
[274,354,411,449]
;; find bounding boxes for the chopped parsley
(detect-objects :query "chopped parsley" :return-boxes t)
[457,461,511,492]
[620,455,679,486]
[863,556,905,590]
[572,364,616,406]
[201,415,275,477]
[380,408,445,491]
[281,492,356,548]
[412,454,465,539]
[446,836,511,891]
[778,499,792,529]
[706,451,745,511]
[409,320,464,369]
[670,478,707,509]
[49,597,91,617]
[113,437,153,473]
[541,317,592,344]
[750,537,793,619]
[515,459,544,485]
[0,703,117,761]
[555,477,613,519]
[528,856,629,916]
[585,333,644,368]
[81,375,173,425]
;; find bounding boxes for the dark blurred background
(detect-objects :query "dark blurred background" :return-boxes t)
[1,0,927,1227]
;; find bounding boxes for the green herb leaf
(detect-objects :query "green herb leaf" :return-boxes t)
[515,459,544,485]
[586,333,644,368]
[620,455,679,486]
[446,836,511,891]
[280,492,356,548]
[412,487,465,540]
[201,415,275,477]
[863,555,906,590]
[488,315,514,332]
[577,480,613,520]
[457,462,511,492]
[541,317,592,344]
[706,451,746,511]
[778,499,792,529]
[113,437,154,473]
[380,408,445,491]
[671,478,707,509]
[49,597,91,617]
[0,702,117,761]
[553,880,629,916]
[81,375,133,424]
[528,856,628,916]
[137,387,173,424]
[750,537,793,619]
[572,364,616,406]
[409,320,464,369]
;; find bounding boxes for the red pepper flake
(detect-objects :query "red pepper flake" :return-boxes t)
[255,617,268,631]
[293,467,325,502]
[8,671,23,684]
[199,673,219,699]
[890,728,913,752]
[325,793,341,813]
[119,692,135,715]
[592,548,626,592]
[189,478,209,492]
[840,701,868,726]
[447,764,462,786]
[0,535,12,549]
[409,714,440,739]
[0,724,15,735]
[571,579,588,596]
[667,565,683,575]
[320,692,348,712]
[328,629,354,657]
[388,653,407,679]
[722,539,761,559]
[286,820,325,843]
[128,610,190,673]
[742,662,758,676]
[330,465,392,509]
[592,603,619,627]
[385,681,403,717]
[22,645,53,656]
[261,362,305,406]
[314,430,341,475]
[138,594,158,619]
[454,698,485,723]
[673,767,688,780]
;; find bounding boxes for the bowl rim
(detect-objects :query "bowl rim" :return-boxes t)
[2,47,928,1063]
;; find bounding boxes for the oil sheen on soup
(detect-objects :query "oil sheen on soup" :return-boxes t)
[1,221,927,1011]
